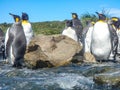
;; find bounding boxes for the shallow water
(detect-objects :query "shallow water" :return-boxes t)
[0,62,120,90]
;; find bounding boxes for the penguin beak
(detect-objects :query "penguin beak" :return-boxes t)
[95,12,99,15]
[9,13,16,18]
[9,13,14,16]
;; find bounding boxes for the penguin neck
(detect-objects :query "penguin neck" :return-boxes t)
[67,27,72,29]
[22,20,29,24]
[98,20,106,23]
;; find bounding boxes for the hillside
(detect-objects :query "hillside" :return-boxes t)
[0,21,65,35]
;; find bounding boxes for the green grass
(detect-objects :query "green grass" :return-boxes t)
[32,21,65,35]
[0,21,66,35]
[0,13,99,35]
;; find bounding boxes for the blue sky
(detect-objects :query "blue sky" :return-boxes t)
[0,0,120,23]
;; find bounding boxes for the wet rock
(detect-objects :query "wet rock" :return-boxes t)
[24,34,82,68]
[83,52,96,63]
[94,71,120,87]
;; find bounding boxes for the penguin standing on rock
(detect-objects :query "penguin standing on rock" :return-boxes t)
[71,13,83,42]
[62,20,78,41]
[22,12,34,45]
[5,13,26,68]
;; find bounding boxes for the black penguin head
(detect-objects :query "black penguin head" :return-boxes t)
[9,13,20,22]
[22,12,29,20]
[111,17,120,29]
[96,12,106,21]
[72,13,78,19]
[66,20,73,27]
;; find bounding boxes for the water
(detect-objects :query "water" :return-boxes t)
[0,62,120,90]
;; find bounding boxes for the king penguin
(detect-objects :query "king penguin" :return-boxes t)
[6,13,26,67]
[62,20,78,41]
[4,13,21,61]
[91,12,113,61]
[82,21,95,53]
[21,12,34,45]
[109,17,120,54]
[71,13,83,42]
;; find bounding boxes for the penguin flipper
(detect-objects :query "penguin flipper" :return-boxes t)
[6,31,14,57]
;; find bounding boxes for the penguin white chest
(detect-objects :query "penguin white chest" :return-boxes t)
[22,23,33,45]
[62,27,78,41]
[92,22,110,40]
[91,22,111,60]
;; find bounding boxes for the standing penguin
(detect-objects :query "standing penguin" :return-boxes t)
[5,13,21,58]
[71,13,83,42]
[108,17,119,55]
[22,12,34,45]
[6,13,26,67]
[0,28,5,61]
[109,17,120,54]
[82,21,95,52]
[91,12,115,61]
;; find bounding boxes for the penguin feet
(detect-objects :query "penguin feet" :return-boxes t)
[12,61,26,69]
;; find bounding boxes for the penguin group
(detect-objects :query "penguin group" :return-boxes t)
[4,12,34,68]
[62,12,120,62]
[0,11,120,67]
[83,12,120,61]
[62,13,83,44]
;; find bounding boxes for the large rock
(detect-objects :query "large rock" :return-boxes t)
[83,52,96,63]
[24,35,82,68]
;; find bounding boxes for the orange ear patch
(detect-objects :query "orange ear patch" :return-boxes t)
[15,18,19,22]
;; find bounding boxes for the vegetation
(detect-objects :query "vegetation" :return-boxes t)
[0,12,104,35]
[0,21,66,35]
[0,22,11,33]
[80,12,98,27]
[32,21,65,35]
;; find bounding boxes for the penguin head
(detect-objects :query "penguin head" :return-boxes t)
[22,12,29,20]
[72,13,78,19]
[96,12,106,21]
[111,17,120,29]
[111,17,119,22]
[9,13,20,22]
[66,20,73,27]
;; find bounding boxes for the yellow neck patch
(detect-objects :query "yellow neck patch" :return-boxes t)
[22,20,28,24]
[98,20,106,23]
